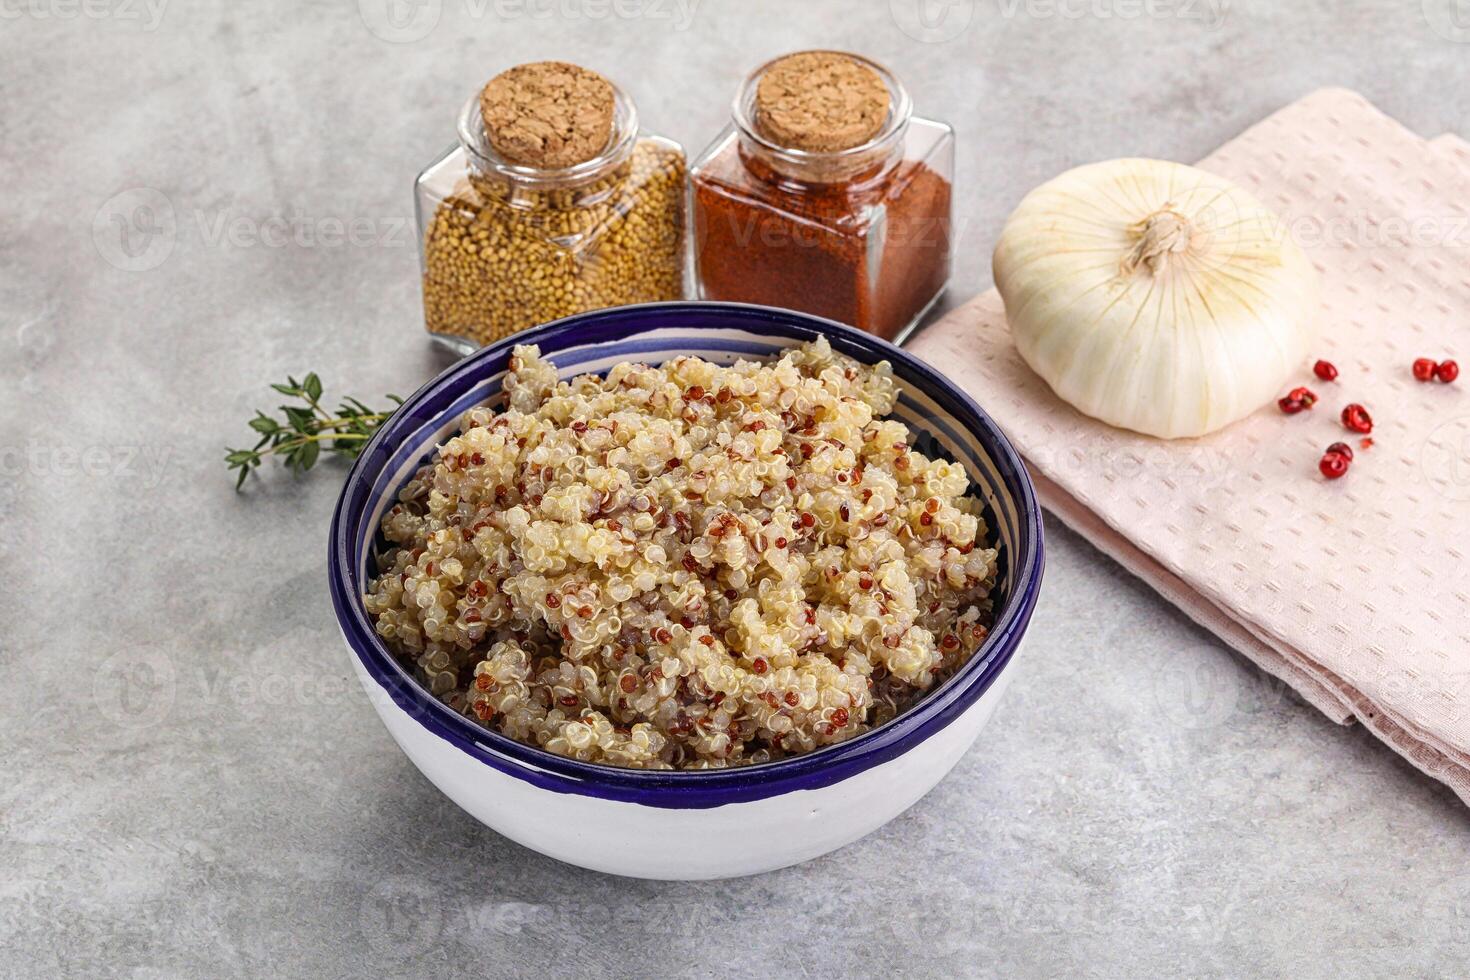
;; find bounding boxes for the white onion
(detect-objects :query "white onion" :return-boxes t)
[993,158,1319,439]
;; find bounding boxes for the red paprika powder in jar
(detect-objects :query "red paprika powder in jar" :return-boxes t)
[690,51,954,342]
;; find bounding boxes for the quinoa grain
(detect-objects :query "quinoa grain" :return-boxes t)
[364,339,999,769]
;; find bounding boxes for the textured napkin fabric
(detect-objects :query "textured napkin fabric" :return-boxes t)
[910,89,1470,805]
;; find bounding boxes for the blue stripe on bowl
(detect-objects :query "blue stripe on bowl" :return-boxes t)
[329,302,1044,808]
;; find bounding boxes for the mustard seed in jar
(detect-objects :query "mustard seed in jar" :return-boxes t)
[415,62,686,354]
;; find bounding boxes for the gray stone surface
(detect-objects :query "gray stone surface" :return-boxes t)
[4,1,1469,977]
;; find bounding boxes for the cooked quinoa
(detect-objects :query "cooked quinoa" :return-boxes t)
[364,339,999,769]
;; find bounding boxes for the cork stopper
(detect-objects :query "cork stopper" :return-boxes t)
[479,61,616,169]
[752,51,891,153]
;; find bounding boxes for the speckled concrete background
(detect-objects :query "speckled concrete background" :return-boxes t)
[4,1,1470,977]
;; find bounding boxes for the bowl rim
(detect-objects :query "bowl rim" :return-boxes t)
[329,301,1044,808]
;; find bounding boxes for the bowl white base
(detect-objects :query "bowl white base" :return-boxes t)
[350,641,1023,880]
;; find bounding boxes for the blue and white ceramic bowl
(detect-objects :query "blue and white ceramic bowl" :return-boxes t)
[329,302,1044,880]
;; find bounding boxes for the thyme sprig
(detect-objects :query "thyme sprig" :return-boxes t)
[226,373,402,490]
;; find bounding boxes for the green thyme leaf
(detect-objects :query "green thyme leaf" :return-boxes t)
[282,406,315,432]
[227,374,401,490]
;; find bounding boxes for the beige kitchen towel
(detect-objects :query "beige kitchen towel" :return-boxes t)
[910,89,1470,804]
[1434,133,1470,167]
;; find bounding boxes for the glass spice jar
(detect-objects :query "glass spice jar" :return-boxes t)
[689,51,954,343]
[415,62,686,354]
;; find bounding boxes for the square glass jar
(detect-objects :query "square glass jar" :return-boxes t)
[689,54,953,344]
[416,86,686,354]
